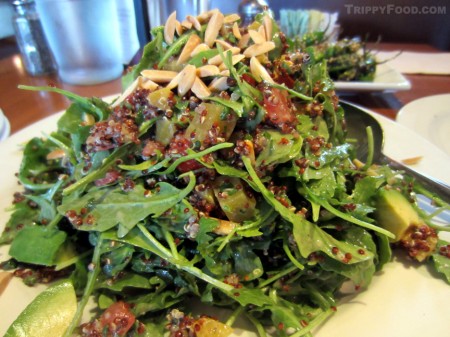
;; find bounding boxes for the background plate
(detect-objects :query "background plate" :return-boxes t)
[334,63,411,92]
[397,94,450,157]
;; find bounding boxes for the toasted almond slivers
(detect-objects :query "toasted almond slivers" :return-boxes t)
[46,148,66,160]
[177,34,202,65]
[249,29,266,44]
[224,13,241,24]
[215,39,234,50]
[263,15,273,41]
[0,272,13,296]
[244,41,275,58]
[139,77,159,91]
[401,156,423,165]
[238,33,250,48]
[204,11,224,47]
[218,54,245,71]
[191,76,211,99]
[175,20,183,36]
[197,8,220,23]
[220,69,230,76]
[190,43,210,57]
[164,11,177,45]
[111,76,140,108]
[250,56,274,83]
[232,22,242,40]
[209,77,230,92]
[166,72,182,90]
[186,15,202,31]
[141,69,178,83]
[197,65,220,77]
[181,19,193,29]
[258,25,267,41]
[208,47,240,66]
[177,65,197,96]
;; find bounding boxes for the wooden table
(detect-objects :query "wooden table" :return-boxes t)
[1,43,449,135]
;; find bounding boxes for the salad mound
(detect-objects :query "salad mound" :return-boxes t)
[1,8,449,337]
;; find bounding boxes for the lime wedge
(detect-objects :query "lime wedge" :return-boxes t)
[5,280,77,337]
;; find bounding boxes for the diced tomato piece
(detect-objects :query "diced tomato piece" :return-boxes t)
[241,73,256,86]
[98,301,136,336]
[263,87,296,130]
[177,159,204,173]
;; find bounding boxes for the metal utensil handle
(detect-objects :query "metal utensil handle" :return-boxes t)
[383,154,450,204]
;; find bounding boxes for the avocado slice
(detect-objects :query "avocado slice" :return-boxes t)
[375,188,422,242]
[5,280,77,337]
[375,188,438,261]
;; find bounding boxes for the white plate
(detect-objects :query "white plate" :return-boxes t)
[397,94,450,158]
[0,109,11,142]
[334,62,411,92]
[0,107,449,337]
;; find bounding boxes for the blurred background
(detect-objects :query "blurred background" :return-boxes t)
[0,0,449,63]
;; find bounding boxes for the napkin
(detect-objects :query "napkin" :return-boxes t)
[376,51,450,75]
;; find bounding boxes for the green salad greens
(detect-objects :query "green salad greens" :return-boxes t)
[1,9,449,337]
[293,33,379,82]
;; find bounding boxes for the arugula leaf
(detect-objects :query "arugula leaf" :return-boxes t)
[9,226,67,266]
[18,137,61,191]
[255,130,303,168]
[58,173,196,237]
[18,85,111,121]
[243,156,374,264]
[0,200,40,244]
[432,240,450,283]
[131,30,164,79]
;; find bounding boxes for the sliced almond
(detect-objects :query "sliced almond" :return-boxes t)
[250,56,274,83]
[249,29,266,44]
[220,69,230,76]
[47,148,66,160]
[263,15,272,41]
[244,41,275,58]
[215,39,234,50]
[186,15,202,31]
[111,76,140,108]
[401,156,423,165]
[224,13,241,24]
[190,43,210,57]
[232,22,242,40]
[218,54,245,71]
[258,25,267,41]
[191,76,211,99]
[209,77,230,92]
[197,8,220,23]
[0,272,13,296]
[177,64,197,96]
[238,33,250,48]
[197,65,220,77]
[164,11,177,45]
[175,20,183,36]
[166,72,181,90]
[139,77,159,91]
[208,47,240,66]
[177,34,202,65]
[204,11,224,47]
[141,69,178,83]
[181,19,193,30]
